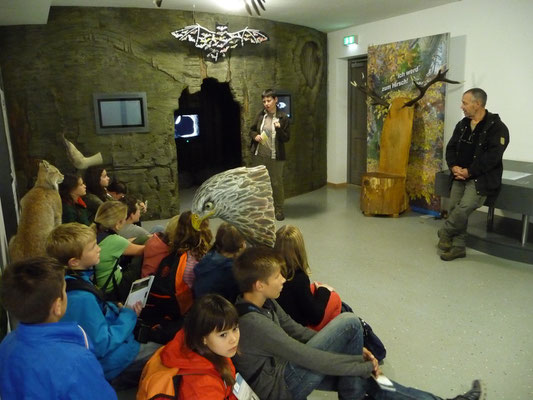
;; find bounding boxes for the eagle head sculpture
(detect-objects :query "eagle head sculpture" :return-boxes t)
[191,166,275,247]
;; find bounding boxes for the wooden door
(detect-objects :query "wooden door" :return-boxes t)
[348,57,368,185]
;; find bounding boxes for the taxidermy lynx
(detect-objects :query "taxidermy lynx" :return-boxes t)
[9,160,64,262]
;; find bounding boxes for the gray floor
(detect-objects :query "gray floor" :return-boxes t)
[128,185,533,399]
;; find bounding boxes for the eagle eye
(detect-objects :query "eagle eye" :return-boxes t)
[204,201,214,211]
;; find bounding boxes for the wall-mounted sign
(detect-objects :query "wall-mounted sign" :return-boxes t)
[343,35,357,46]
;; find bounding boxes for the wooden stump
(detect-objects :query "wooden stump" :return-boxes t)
[360,172,408,216]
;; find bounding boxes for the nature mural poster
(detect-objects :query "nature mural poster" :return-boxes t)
[366,33,450,214]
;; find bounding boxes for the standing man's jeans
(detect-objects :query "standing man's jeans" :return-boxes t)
[250,155,285,213]
[439,180,486,247]
[284,313,441,400]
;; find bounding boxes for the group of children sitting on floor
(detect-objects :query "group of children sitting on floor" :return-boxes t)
[0,173,484,400]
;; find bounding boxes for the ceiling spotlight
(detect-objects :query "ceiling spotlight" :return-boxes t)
[154,0,163,7]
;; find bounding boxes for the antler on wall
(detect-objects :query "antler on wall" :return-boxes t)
[244,0,266,16]
[402,68,460,108]
[350,79,390,108]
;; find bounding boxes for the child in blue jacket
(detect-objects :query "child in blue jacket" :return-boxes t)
[0,257,117,400]
[193,222,245,303]
[46,222,160,389]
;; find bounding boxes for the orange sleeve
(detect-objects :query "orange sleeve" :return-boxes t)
[179,374,233,400]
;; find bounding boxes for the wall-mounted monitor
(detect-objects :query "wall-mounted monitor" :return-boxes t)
[93,92,149,134]
[174,110,200,140]
[276,93,291,120]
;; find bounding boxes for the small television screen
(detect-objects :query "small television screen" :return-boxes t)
[99,99,143,127]
[276,94,291,119]
[93,92,149,134]
[174,112,200,139]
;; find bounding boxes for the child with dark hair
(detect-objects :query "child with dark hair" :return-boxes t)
[193,222,245,303]
[107,179,128,200]
[138,294,239,399]
[171,210,213,288]
[0,257,117,399]
[232,247,485,400]
[59,172,90,225]
[84,166,113,221]
[118,195,151,239]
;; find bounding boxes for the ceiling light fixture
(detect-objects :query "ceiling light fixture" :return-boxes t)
[243,0,266,16]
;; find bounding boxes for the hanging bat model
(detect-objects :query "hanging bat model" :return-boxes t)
[171,23,269,62]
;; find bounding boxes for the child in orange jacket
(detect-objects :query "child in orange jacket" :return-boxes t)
[138,294,239,400]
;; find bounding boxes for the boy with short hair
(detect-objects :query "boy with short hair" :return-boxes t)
[0,257,117,399]
[118,195,151,240]
[233,247,485,400]
[46,222,160,390]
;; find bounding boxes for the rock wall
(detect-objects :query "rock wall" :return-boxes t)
[0,7,327,219]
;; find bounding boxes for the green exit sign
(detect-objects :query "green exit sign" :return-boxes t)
[343,35,357,46]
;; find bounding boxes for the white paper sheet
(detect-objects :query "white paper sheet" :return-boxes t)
[124,275,154,308]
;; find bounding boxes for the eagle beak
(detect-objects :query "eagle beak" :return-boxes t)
[191,211,214,231]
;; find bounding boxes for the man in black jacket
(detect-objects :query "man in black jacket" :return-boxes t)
[249,89,290,221]
[438,88,509,261]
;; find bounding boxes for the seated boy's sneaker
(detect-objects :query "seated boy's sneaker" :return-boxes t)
[440,246,466,261]
[447,379,485,400]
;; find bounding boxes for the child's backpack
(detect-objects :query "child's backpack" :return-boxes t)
[66,274,106,302]
[139,251,193,344]
[94,230,122,301]
[137,346,182,400]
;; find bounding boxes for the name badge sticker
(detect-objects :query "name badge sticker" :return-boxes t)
[232,373,260,400]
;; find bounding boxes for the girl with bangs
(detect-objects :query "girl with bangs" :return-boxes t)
[83,166,113,222]
[59,173,90,226]
[138,294,240,400]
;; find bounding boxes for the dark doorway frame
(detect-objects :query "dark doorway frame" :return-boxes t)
[347,56,368,185]
[175,78,242,187]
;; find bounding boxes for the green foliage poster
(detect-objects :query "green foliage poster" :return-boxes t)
[366,33,450,214]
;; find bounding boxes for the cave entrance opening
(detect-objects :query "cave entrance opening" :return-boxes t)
[174,78,242,188]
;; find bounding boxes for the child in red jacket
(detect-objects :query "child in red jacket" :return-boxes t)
[138,294,240,400]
